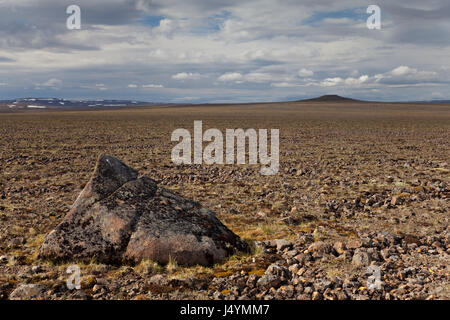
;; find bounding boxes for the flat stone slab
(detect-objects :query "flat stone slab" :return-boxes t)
[39,154,248,266]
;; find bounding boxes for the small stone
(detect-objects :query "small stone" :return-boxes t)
[71,290,88,300]
[333,241,346,255]
[253,241,266,250]
[281,285,295,298]
[380,248,390,260]
[336,290,349,300]
[315,279,332,292]
[431,241,442,248]
[352,249,369,267]
[403,235,421,245]
[81,275,97,289]
[323,288,335,300]
[312,291,322,300]
[256,211,267,218]
[265,264,289,278]
[296,267,306,276]
[295,283,304,293]
[92,284,102,293]
[347,238,362,249]
[313,227,325,240]
[307,241,331,254]
[257,274,281,289]
[246,274,260,288]
[284,249,298,258]
[213,291,224,300]
[8,237,24,248]
[280,217,296,225]
[31,266,42,274]
[148,274,168,286]
[274,239,292,251]
[288,264,300,274]
[391,196,403,206]
[304,286,313,295]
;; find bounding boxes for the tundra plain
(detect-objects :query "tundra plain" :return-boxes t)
[0,101,449,300]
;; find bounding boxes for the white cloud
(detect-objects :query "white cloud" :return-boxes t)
[80,83,108,91]
[174,96,200,101]
[344,75,369,86]
[321,77,343,87]
[244,72,273,83]
[172,72,204,80]
[128,84,138,88]
[271,82,301,88]
[315,66,439,89]
[95,84,108,91]
[376,66,438,83]
[298,68,314,77]
[218,72,243,82]
[318,75,369,87]
[157,19,174,33]
[153,18,182,37]
[218,70,295,84]
[390,66,415,76]
[431,91,444,98]
[41,78,62,88]
[142,84,164,88]
[148,49,167,59]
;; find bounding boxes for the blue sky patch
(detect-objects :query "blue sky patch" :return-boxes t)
[139,15,165,27]
[192,10,233,34]
[303,8,366,25]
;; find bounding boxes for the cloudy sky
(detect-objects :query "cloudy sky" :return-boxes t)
[0,0,449,103]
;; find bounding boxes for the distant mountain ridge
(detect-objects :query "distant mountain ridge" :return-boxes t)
[299,95,362,102]
[0,98,154,110]
[2,96,449,112]
[411,100,450,104]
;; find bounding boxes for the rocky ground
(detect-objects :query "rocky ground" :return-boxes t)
[0,102,449,300]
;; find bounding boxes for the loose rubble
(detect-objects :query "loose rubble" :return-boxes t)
[208,230,449,300]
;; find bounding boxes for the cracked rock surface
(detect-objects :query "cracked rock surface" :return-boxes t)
[38,154,248,266]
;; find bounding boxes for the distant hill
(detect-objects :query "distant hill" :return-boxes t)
[297,95,450,104]
[299,95,362,103]
[411,100,450,104]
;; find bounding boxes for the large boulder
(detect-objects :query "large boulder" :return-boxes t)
[39,154,248,266]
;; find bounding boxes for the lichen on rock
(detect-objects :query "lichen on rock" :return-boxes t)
[39,154,248,266]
